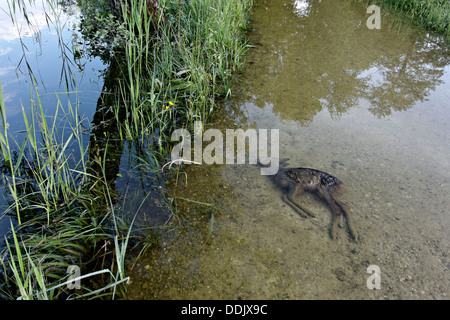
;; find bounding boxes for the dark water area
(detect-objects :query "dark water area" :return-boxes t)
[126,0,450,299]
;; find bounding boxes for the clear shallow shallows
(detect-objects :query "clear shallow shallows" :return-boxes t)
[136,0,448,299]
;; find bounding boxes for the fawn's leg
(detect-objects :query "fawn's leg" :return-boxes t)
[283,183,316,218]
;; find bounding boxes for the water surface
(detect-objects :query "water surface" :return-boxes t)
[127,0,450,299]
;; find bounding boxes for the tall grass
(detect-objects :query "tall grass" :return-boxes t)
[0,0,255,299]
[0,79,131,299]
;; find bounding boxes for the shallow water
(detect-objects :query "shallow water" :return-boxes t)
[127,0,450,300]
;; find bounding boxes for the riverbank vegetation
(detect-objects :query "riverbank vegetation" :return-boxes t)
[367,0,449,40]
[0,79,132,299]
[0,0,253,299]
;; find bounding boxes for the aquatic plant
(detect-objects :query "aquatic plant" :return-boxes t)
[110,0,254,143]
[366,0,450,40]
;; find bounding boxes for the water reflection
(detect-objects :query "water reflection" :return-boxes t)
[293,0,311,18]
[245,0,449,124]
[364,36,449,117]
[0,0,105,239]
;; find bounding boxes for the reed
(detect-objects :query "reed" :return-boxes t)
[0,0,255,299]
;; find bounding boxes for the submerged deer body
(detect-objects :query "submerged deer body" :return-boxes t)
[271,159,358,241]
